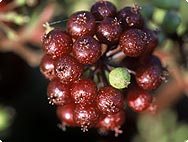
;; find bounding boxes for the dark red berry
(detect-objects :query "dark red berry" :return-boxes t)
[70,78,97,105]
[56,103,76,127]
[135,55,164,91]
[127,86,152,112]
[97,110,125,137]
[40,54,56,80]
[96,86,124,115]
[141,28,159,56]
[90,0,117,21]
[117,6,144,29]
[67,11,96,39]
[72,36,101,64]
[55,55,84,84]
[42,29,73,59]
[119,28,147,57]
[73,104,99,132]
[47,79,72,105]
[96,17,123,45]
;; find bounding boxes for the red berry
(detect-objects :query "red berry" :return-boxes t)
[67,11,96,39]
[56,103,76,127]
[135,55,164,91]
[70,78,97,105]
[73,104,99,132]
[42,29,73,59]
[97,110,125,137]
[126,86,152,112]
[55,55,84,84]
[47,79,72,105]
[117,6,144,29]
[90,0,117,21]
[72,36,101,64]
[141,28,159,57]
[96,86,124,115]
[96,17,123,45]
[119,28,147,57]
[40,54,56,80]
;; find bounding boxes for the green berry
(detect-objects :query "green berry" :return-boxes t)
[162,10,181,34]
[109,67,131,89]
[152,0,180,10]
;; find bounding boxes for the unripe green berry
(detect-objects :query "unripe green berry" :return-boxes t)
[109,67,131,89]
[162,11,181,34]
[152,0,180,10]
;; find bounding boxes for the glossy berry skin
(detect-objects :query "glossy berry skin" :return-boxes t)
[40,54,56,80]
[55,55,84,84]
[42,29,73,59]
[47,79,72,105]
[135,55,163,91]
[67,11,96,39]
[70,78,97,105]
[117,6,144,29]
[119,28,147,57]
[73,104,99,132]
[97,110,125,137]
[127,86,152,112]
[72,36,101,64]
[90,0,117,21]
[96,86,124,115]
[96,17,123,45]
[56,103,76,127]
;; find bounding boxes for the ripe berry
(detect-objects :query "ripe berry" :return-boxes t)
[109,67,131,89]
[119,28,147,57]
[70,78,97,105]
[117,6,144,29]
[72,36,101,64]
[42,29,73,59]
[135,55,164,91]
[142,28,159,56]
[97,110,125,137]
[96,86,124,115]
[67,11,96,39]
[56,103,76,128]
[55,55,84,84]
[96,17,123,45]
[40,54,56,80]
[90,0,117,21]
[47,79,72,105]
[126,86,152,112]
[73,104,99,132]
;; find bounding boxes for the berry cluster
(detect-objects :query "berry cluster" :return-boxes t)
[40,0,167,137]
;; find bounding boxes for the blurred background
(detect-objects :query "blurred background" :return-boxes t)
[0,0,188,142]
